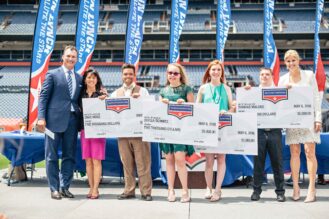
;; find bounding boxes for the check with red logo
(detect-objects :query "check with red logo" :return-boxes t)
[142,101,219,147]
[195,113,258,155]
[236,87,314,128]
[82,97,152,138]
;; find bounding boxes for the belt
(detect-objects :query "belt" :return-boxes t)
[262,128,281,132]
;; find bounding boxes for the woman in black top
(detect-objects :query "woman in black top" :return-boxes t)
[79,67,107,199]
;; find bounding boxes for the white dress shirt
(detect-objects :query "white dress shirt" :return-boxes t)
[62,66,77,96]
[62,66,76,111]
[110,82,149,97]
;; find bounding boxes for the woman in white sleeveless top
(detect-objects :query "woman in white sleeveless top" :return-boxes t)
[278,50,322,203]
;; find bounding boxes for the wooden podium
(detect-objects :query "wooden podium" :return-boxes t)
[174,171,207,189]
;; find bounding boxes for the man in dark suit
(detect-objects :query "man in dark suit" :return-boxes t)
[37,45,82,200]
[248,68,286,202]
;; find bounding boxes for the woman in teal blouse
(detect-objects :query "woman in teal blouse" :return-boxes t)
[159,63,194,203]
[196,60,233,202]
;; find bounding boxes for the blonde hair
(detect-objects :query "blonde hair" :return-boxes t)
[166,63,189,85]
[284,49,300,61]
[202,60,226,84]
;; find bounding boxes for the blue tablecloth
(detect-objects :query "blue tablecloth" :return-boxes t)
[1,131,329,186]
[0,131,162,179]
[262,133,329,175]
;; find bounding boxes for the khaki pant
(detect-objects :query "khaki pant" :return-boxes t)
[118,137,152,196]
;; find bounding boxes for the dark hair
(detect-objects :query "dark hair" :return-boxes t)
[82,67,103,92]
[121,63,135,74]
[259,67,273,75]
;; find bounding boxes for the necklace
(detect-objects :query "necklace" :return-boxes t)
[209,83,221,104]
[289,73,301,84]
[169,83,182,88]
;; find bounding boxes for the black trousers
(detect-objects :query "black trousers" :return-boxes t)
[253,129,285,195]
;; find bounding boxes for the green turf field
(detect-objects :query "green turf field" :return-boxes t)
[0,154,45,170]
[0,154,10,170]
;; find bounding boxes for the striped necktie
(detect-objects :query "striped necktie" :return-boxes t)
[67,70,73,98]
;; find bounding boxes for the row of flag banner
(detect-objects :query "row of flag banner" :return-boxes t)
[27,0,326,130]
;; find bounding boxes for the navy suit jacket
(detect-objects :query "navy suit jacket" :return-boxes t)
[38,67,82,132]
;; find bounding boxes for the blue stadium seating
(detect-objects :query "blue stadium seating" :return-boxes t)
[57,12,77,33]
[0,93,28,118]
[95,66,122,87]
[232,11,263,33]
[0,67,30,86]
[0,12,36,34]
[184,14,208,31]
[1,7,328,34]
[147,66,167,86]
[325,66,329,76]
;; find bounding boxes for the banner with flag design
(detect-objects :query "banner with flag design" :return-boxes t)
[216,0,231,61]
[27,0,60,130]
[314,0,326,98]
[124,0,146,69]
[263,0,280,85]
[75,0,99,75]
[169,0,188,63]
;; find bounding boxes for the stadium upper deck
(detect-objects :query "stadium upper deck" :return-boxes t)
[0,0,328,122]
[0,1,328,37]
[0,1,328,62]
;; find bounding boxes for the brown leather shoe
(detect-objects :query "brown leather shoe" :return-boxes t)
[141,195,153,201]
[117,193,136,200]
[51,191,62,200]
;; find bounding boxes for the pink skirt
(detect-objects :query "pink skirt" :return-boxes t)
[80,130,106,160]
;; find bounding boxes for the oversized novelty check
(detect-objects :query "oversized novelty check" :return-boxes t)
[236,87,314,128]
[142,101,219,147]
[82,97,152,138]
[195,113,258,155]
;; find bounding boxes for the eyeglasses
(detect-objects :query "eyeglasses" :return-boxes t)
[167,71,180,76]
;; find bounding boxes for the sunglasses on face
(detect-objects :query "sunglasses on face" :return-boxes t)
[167,71,180,76]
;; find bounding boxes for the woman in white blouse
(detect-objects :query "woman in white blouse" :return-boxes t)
[278,50,322,203]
